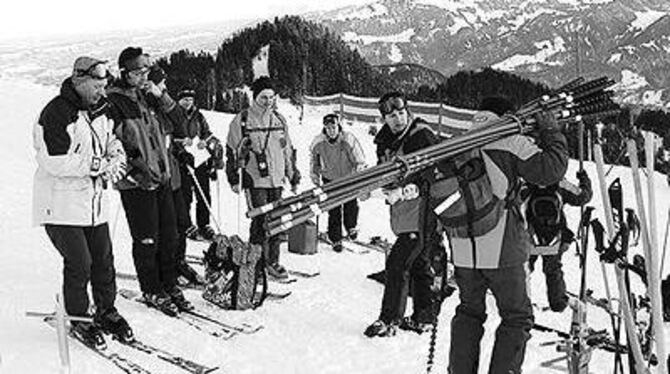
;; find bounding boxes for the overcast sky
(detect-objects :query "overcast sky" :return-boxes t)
[0,0,371,41]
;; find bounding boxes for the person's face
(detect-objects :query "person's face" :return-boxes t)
[384,108,409,134]
[324,121,340,139]
[179,97,194,110]
[255,88,275,110]
[126,66,149,88]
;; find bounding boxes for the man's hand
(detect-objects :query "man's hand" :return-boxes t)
[534,110,560,132]
[145,81,164,97]
[231,184,240,194]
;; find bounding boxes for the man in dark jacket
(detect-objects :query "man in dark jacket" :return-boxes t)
[173,86,223,241]
[364,91,439,337]
[524,170,592,312]
[108,47,192,316]
[442,97,568,374]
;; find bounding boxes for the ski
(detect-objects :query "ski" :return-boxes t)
[567,290,619,317]
[287,269,320,278]
[119,339,218,374]
[183,308,263,334]
[117,289,237,340]
[117,272,206,291]
[532,323,628,354]
[266,291,292,300]
[42,317,153,374]
[268,276,297,284]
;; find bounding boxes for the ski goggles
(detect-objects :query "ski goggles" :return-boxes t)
[75,61,109,80]
[378,96,406,115]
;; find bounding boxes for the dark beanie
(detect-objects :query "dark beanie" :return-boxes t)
[118,47,146,71]
[251,76,275,98]
[479,96,515,116]
[148,65,166,84]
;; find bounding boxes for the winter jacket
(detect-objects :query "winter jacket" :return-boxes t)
[309,130,365,184]
[225,103,299,189]
[179,107,213,141]
[33,78,126,227]
[107,83,175,191]
[443,127,568,269]
[374,118,439,234]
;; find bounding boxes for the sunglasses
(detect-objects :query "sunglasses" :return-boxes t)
[128,67,150,76]
[75,62,109,80]
[378,96,406,115]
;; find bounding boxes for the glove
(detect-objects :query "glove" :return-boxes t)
[402,183,419,200]
[576,169,589,184]
[177,151,194,167]
[291,183,299,194]
[534,111,560,133]
[197,140,207,150]
[290,169,301,188]
[210,143,224,170]
[383,187,403,205]
[231,184,240,194]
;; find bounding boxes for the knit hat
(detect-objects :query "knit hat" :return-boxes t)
[147,65,166,85]
[71,56,107,86]
[478,96,515,117]
[251,76,275,99]
[178,86,196,100]
[118,47,150,72]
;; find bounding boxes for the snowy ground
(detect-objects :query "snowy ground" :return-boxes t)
[0,78,668,373]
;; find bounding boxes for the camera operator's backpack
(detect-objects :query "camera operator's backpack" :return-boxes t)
[201,234,267,310]
[429,148,506,239]
[524,183,564,248]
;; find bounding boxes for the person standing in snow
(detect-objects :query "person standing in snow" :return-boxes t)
[309,113,366,252]
[225,77,300,280]
[107,47,192,316]
[364,91,439,337]
[439,97,568,374]
[523,170,592,312]
[173,85,223,242]
[33,56,133,348]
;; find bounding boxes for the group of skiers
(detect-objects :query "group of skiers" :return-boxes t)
[34,49,669,373]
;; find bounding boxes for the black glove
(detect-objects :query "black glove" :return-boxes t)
[178,151,194,167]
[576,169,589,184]
[290,169,301,188]
[211,143,224,170]
[534,111,560,133]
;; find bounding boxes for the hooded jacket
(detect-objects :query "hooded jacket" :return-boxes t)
[33,78,126,226]
[309,130,365,184]
[107,82,176,190]
[225,103,298,189]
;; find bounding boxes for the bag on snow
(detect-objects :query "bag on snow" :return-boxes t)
[201,234,267,310]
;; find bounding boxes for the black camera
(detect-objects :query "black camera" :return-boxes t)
[91,156,102,173]
[256,152,269,178]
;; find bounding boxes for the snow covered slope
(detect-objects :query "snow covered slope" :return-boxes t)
[0,78,668,373]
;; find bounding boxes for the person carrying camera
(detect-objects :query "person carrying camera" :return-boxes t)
[225,77,300,280]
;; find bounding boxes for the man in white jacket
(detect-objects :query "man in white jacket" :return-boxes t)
[33,56,132,349]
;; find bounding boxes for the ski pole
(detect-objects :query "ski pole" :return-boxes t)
[237,167,243,234]
[661,208,670,276]
[186,165,222,235]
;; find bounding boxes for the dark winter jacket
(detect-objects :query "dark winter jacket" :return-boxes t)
[107,84,176,191]
[309,130,365,184]
[441,117,568,269]
[33,78,126,226]
[374,118,439,234]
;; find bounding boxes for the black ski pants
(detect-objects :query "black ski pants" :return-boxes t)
[45,223,116,317]
[529,243,568,312]
[448,265,533,374]
[180,160,212,229]
[120,185,178,294]
[322,177,358,243]
[172,187,192,263]
[247,187,283,266]
[378,232,434,324]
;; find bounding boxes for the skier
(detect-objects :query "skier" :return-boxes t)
[364,91,439,337]
[107,47,192,316]
[309,113,366,252]
[147,68,204,287]
[33,56,133,347]
[225,77,300,280]
[523,170,593,312]
[173,85,223,242]
[437,97,568,374]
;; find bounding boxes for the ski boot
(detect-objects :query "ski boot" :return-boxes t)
[177,260,206,286]
[332,241,343,253]
[71,320,107,350]
[185,225,199,240]
[143,292,179,317]
[399,316,434,334]
[266,262,289,280]
[347,227,359,241]
[198,225,216,241]
[167,286,195,312]
[364,319,397,338]
[95,307,134,343]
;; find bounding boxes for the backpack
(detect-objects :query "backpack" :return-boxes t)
[201,234,267,310]
[429,148,505,239]
[524,183,564,247]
